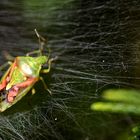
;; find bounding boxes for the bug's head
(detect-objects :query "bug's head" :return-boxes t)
[35,56,48,65]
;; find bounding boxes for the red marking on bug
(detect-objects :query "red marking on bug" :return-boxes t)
[7,77,38,103]
[0,60,17,91]
[0,79,7,90]
[0,58,37,103]
[15,77,38,88]
[7,86,19,103]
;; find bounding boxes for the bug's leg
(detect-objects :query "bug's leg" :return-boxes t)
[40,56,58,94]
[2,51,15,61]
[39,77,52,95]
[26,50,41,56]
[0,61,12,71]
[41,56,58,73]
[31,88,36,95]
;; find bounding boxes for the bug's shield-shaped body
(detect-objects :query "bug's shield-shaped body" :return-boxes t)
[0,56,47,112]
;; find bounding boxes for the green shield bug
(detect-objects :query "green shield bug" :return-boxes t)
[0,29,55,112]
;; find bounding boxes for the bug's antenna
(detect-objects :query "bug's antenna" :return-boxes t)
[34,29,46,42]
[34,29,47,55]
[34,29,51,58]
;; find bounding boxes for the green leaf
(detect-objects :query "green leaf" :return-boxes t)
[91,89,140,115]
[91,102,140,115]
[103,89,140,104]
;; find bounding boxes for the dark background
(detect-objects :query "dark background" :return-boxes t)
[0,0,140,140]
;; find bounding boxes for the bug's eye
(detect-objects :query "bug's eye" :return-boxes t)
[20,63,33,75]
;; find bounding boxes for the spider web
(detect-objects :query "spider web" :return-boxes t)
[0,0,139,140]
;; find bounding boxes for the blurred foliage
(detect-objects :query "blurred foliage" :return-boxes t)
[91,89,140,140]
[91,89,140,115]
